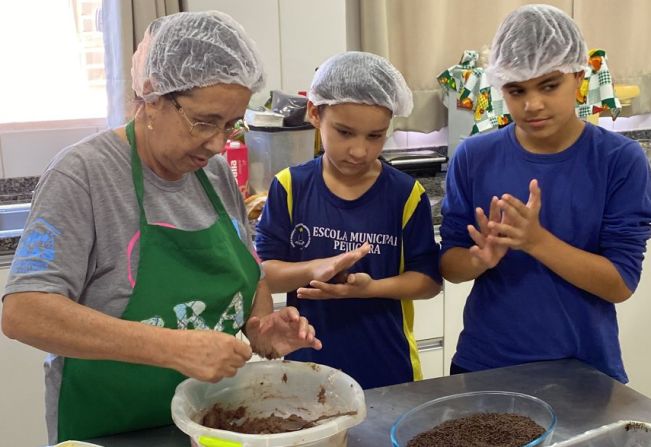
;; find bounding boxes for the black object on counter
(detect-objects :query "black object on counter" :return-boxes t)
[382,147,447,176]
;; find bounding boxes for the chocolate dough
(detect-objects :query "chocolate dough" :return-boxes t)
[407,412,546,447]
[202,404,315,434]
[201,404,356,434]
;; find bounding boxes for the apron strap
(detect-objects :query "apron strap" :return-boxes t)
[126,119,233,225]
[126,120,147,226]
[194,168,231,222]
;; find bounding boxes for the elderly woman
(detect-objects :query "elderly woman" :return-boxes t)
[1,11,321,443]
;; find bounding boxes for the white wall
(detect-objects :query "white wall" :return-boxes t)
[183,0,359,106]
[598,113,651,132]
[0,126,101,178]
[182,0,282,108]
[2,0,649,178]
[0,0,360,180]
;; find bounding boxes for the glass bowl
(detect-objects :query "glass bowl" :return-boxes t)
[391,391,556,447]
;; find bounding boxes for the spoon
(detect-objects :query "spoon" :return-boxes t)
[282,410,358,432]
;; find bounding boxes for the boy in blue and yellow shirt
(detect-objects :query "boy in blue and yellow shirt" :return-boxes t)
[256,51,442,389]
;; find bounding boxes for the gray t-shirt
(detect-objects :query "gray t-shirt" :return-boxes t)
[3,129,256,443]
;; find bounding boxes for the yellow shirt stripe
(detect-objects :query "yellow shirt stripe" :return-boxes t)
[275,168,293,224]
[400,181,427,381]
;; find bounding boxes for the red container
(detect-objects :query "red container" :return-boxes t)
[224,140,249,198]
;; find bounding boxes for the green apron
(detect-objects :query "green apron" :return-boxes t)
[57,121,260,442]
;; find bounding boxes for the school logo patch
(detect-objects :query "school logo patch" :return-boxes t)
[290,223,311,249]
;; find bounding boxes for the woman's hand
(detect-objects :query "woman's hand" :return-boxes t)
[309,243,371,283]
[488,179,547,253]
[467,196,510,269]
[170,329,252,383]
[296,272,374,299]
[244,306,322,359]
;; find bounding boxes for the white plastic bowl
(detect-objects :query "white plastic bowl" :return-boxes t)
[52,442,104,447]
[171,360,366,447]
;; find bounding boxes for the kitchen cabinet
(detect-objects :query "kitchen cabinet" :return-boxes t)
[442,279,472,374]
[418,342,444,380]
[413,293,443,342]
[0,265,48,447]
[617,253,651,396]
[414,294,444,379]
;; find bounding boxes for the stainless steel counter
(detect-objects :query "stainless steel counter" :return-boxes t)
[348,359,651,445]
[86,359,651,446]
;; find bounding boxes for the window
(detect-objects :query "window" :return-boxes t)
[0,0,106,125]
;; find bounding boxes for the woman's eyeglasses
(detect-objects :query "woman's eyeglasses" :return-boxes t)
[169,95,238,139]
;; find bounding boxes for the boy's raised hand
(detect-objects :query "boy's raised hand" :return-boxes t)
[296,272,373,299]
[467,196,510,269]
[488,179,545,253]
[308,242,371,283]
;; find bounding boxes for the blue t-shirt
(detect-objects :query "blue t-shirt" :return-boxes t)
[256,156,441,389]
[441,123,651,382]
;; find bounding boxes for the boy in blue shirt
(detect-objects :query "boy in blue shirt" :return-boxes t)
[256,51,442,389]
[440,4,651,382]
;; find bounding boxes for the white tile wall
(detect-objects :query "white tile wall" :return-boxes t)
[183,0,282,108]
[598,113,651,132]
[184,0,358,105]
[278,0,348,95]
[383,128,448,152]
[383,131,408,150]
[0,127,100,178]
[406,128,449,149]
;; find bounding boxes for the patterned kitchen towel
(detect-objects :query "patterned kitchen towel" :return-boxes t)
[576,49,622,119]
[437,48,621,136]
[436,51,512,135]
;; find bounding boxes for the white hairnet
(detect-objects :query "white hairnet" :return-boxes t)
[131,16,168,99]
[142,11,265,102]
[486,4,587,89]
[308,51,413,117]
